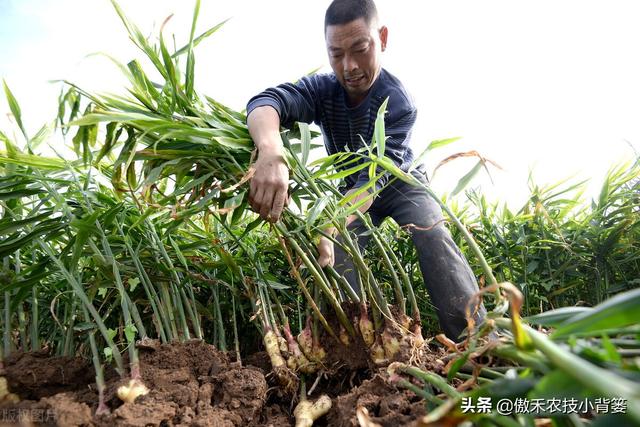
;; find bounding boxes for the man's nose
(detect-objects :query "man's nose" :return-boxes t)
[343,54,357,73]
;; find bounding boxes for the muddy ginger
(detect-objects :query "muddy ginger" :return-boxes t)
[294,394,332,427]
[339,324,350,346]
[0,377,19,403]
[116,378,149,404]
[358,304,375,347]
[283,323,316,374]
[370,336,387,365]
[297,316,314,358]
[264,326,299,394]
[310,339,327,364]
[382,328,400,360]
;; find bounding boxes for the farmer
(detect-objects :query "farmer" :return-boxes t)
[246,0,486,341]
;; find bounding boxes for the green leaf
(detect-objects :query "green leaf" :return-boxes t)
[525,260,539,274]
[339,174,380,207]
[428,137,462,151]
[109,0,167,80]
[172,18,229,58]
[306,196,330,229]
[2,79,28,140]
[169,236,189,268]
[184,0,200,99]
[410,137,461,171]
[374,97,389,156]
[600,334,621,364]
[308,151,347,168]
[374,157,419,185]
[128,277,140,292]
[106,328,117,341]
[264,280,290,290]
[528,369,595,401]
[95,122,120,164]
[29,121,55,151]
[124,324,137,343]
[447,352,469,381]
[313,161,370,181]
[103,347,113,362]
[452,160,483,196]
[552,288,640,337]
[0,188,46,201]
[238,217,262,240]
[0,221,66,258]
[298,122,311,166]
[73,322,97,333]
[525,307,592,327]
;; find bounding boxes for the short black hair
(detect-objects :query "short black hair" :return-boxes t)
[324,0,378,31]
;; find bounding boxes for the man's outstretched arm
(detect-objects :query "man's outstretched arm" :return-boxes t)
[247,105,289,223]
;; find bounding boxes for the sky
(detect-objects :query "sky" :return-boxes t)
[1,0,639,209]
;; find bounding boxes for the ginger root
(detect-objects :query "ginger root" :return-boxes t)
[294,394,332,427]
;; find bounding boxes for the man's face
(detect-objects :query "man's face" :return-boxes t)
[325,17,388,106]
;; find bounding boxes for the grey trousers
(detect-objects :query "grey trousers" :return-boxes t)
[334,171,487,341]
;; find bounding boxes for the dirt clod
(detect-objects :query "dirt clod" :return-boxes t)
[0,333,446,426]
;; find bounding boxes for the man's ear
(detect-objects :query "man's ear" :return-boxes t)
[379,26,388,51]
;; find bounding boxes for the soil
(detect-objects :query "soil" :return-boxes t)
[0,337,452,427]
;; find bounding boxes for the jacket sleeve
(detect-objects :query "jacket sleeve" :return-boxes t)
[246,75,322,128]
[352,104,417,191]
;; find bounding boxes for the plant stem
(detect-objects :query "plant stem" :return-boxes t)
[278,236,339,339]
[394,378,443,405]
[3,289,11,357]
[231,293,241,364]
[495,318,640,423]
[81,304,109,414]
[281,232,353,337]
[212,285,226,351]
[399,365,462,398]
[30,286,39,351]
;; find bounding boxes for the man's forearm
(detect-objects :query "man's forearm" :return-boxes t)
[345,189,373,226]
[247,105,283,155]
[247,105,290,222]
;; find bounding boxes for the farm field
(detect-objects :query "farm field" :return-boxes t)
[1,2,639,426]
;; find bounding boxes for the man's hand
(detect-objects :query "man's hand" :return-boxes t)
[247,106,289,222]
[315,188,374,267]
[249,151,288,222]
[343,188,374,226]
[317,235,334,267]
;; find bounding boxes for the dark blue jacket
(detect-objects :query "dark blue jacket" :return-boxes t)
[247,68,421,191]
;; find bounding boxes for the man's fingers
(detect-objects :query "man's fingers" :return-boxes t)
[248,181,257,209]
[318,253,335,268]
[259,189,275,221]
[317,237,335,267]
[250,186,264,214]
[270,188,287,222]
